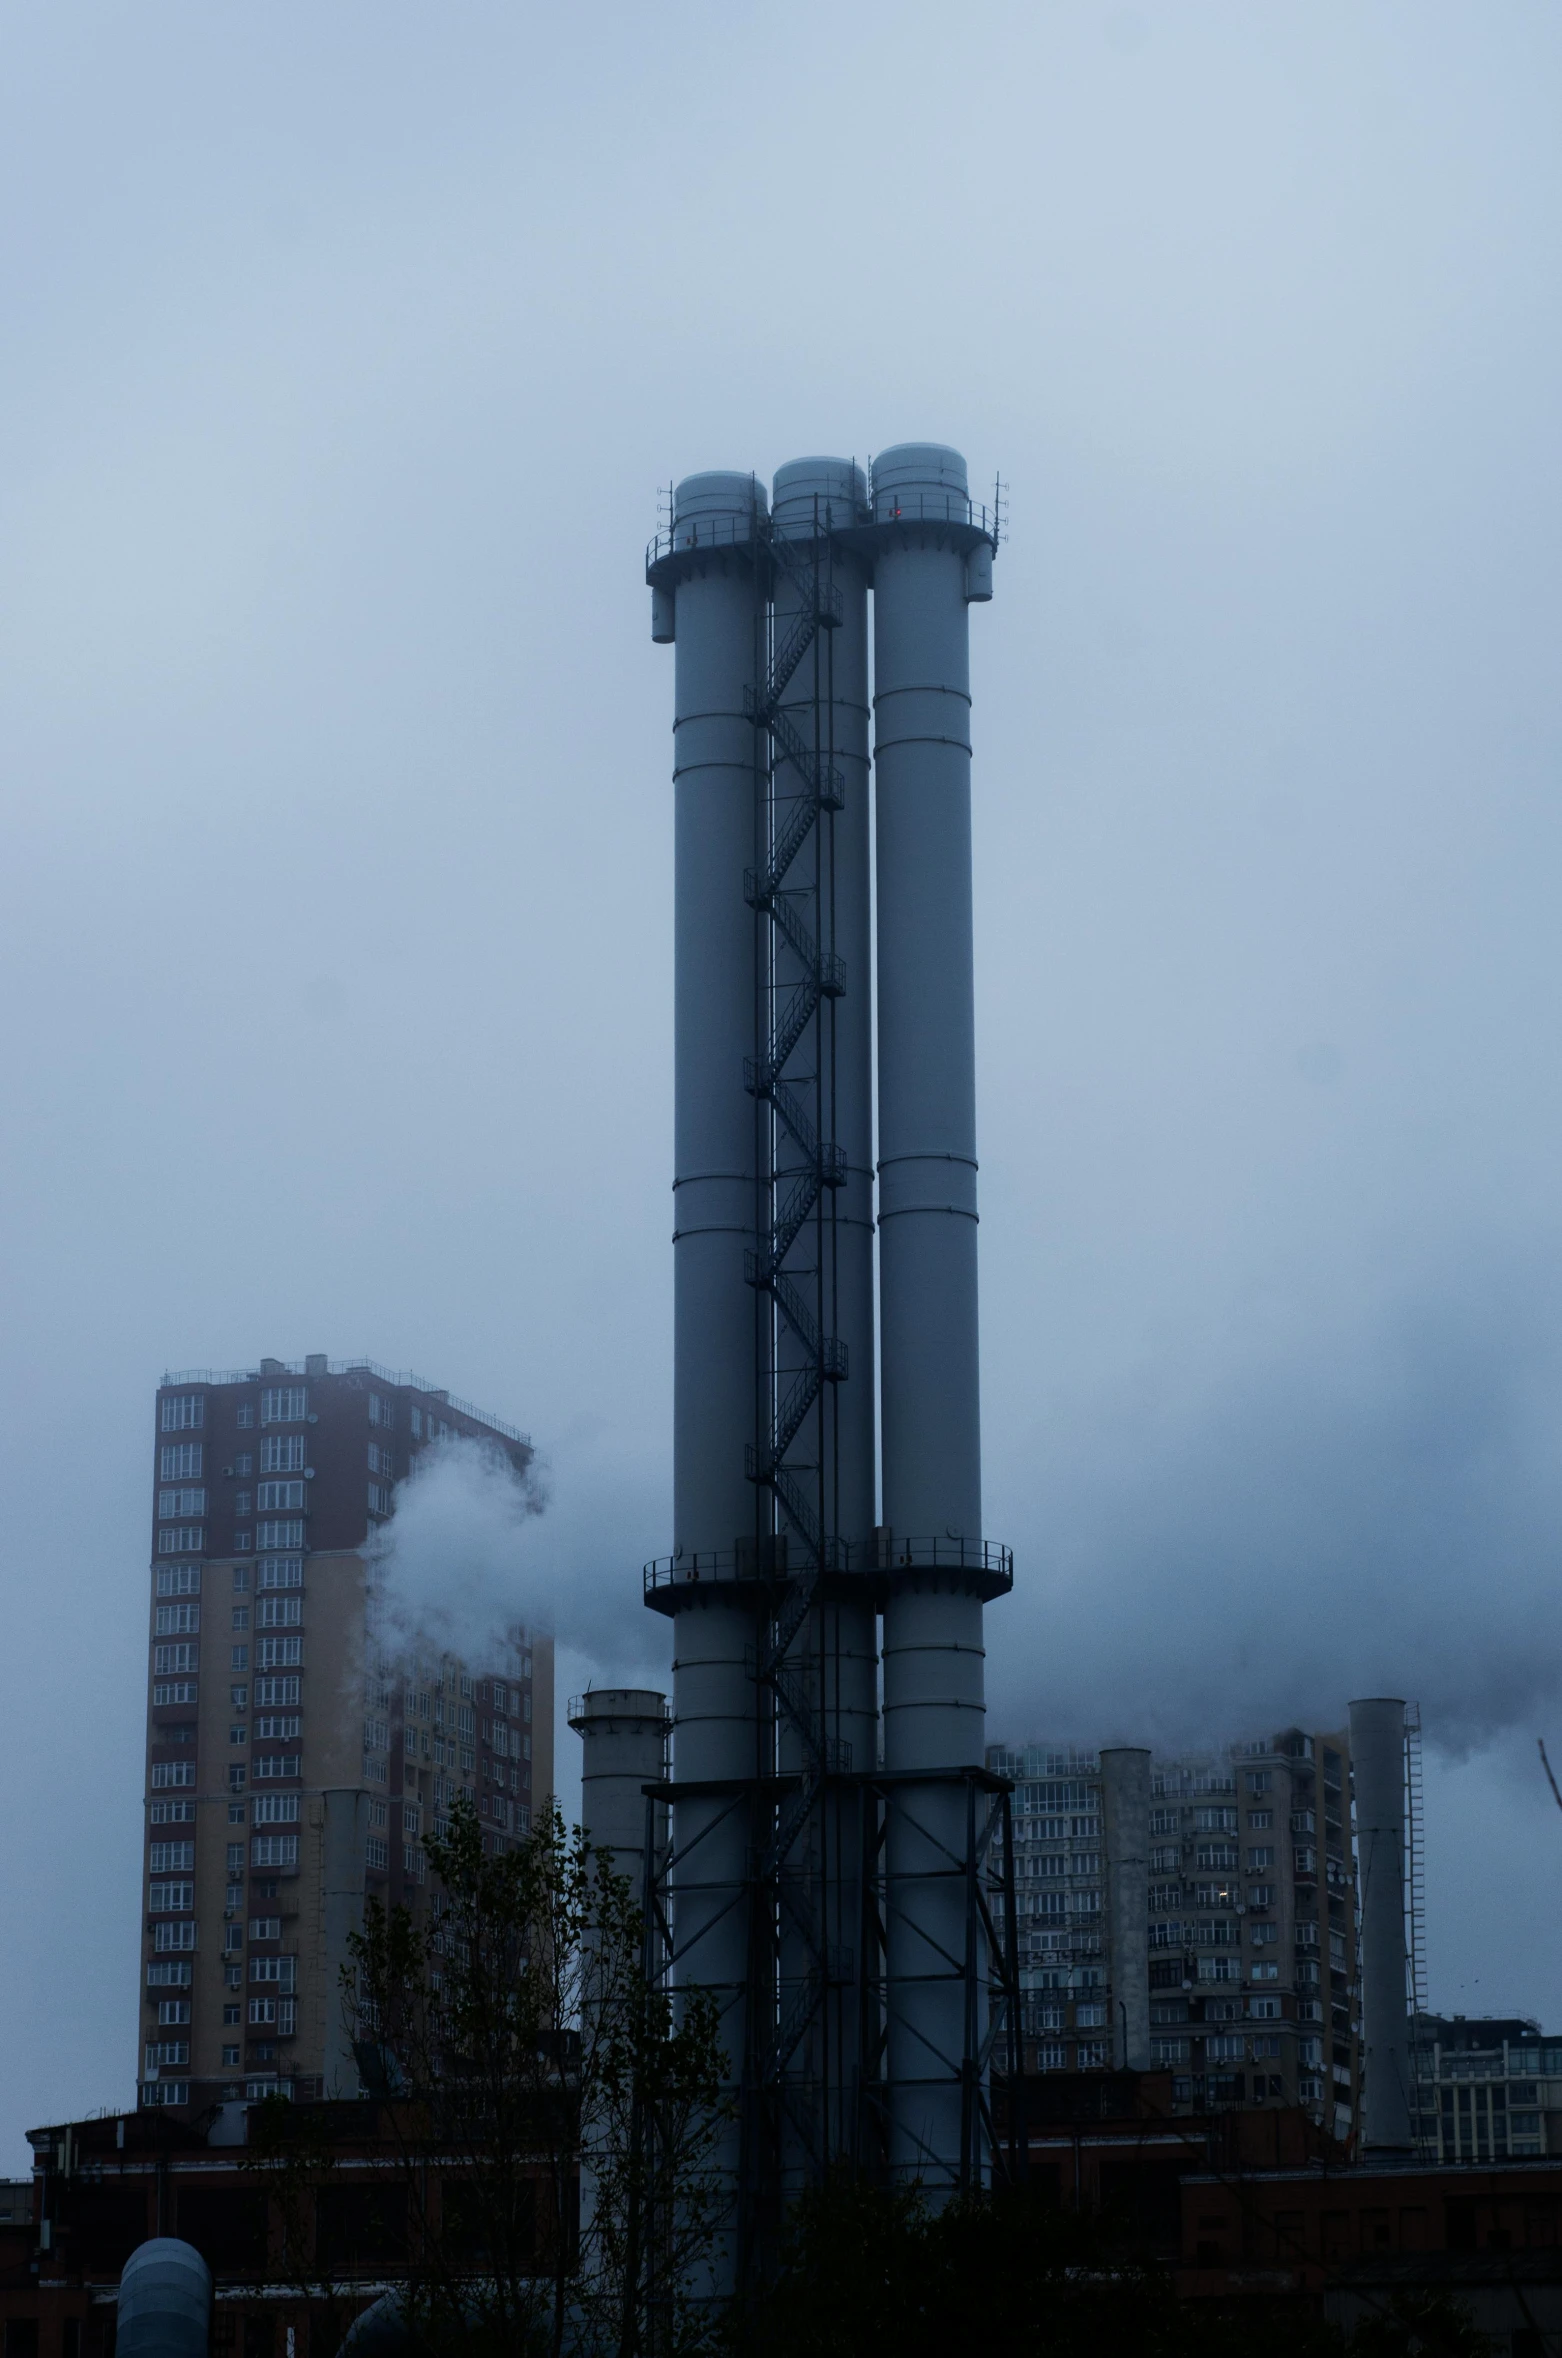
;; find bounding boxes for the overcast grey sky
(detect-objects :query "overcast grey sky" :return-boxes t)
[4,0,1562,2161]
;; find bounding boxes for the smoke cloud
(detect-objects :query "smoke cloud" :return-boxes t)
[367,1431,673,1693]
[368,1436,549,1661]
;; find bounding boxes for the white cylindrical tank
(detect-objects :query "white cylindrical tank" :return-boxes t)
[870,442,992,2187]
[1100,1749,1151,2071]
[1349,1698,1414,2152]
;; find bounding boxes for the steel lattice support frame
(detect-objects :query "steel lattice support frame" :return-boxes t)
[636,1758,1025,2301]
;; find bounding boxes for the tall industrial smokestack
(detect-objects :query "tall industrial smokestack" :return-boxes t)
[870,443,1000,2185]
[644,443,1010,2277]
[1349,1697,1414,2154]
[660,469,769,2274]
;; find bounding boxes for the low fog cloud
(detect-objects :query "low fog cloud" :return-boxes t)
[988,1241,1562,1762]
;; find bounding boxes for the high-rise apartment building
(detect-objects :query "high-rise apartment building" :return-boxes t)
[140,1356,554,2116]
[988,1726,1361,2140]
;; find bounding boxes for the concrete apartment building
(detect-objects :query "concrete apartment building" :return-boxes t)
[988,1727,1361,2137]
[1411,2015,1562,2162]
[141,1356,554,2116]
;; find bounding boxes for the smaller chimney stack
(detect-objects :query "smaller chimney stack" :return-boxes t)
[1349,1698,1414,2154]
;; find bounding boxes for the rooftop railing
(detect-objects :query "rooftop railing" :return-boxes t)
[159,1360,529,1447]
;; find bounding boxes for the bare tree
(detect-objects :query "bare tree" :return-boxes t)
[345,1795,726,2358]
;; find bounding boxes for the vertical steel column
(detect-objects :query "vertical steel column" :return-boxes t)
[1350,1698,1414,2153]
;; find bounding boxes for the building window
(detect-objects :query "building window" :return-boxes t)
[154,1603,201,1637]
[148,1843,195,1873]
[153,1920,197,1951]
[254,1675,301,1706]
[251,1834,299,1867]
[232,1607,250,1632]
[250,1917,282,1941]
[253,1794,300,1825]
[232,1646,250,1671]
[149,1801,196,1826]
[368,1442,394,1476]
[260,1387,308,1425]
[261,1435,306,1474]
[236,1403,255,1428]
[1075,2040,1107,2069]
[155,1568,202,1602]
[1151,2037,1190,2064]
[161,1395,205,1432]
[228,1802,246,1825]
[1250,1923,1278,1946]
[156,1997,191,2026]
[222,2045,241,2067]
[158,1487,209,1519]
[253,1755,301,1780]
[256,1715,302,1740]
[259,1557,303,1589]
[1249,1808,1274,1830]
[258,1596,302,1629]
[368,1483,393,1517]
[150,1762,195,1790]
[259,1636,303,1669]
[257,1521,305,1551]
[230,1725,248,1746]
[157,1527,205,1555]
[146,1961,192,1989]
[368,1393,395,1428]
[366,1837,389,1869]
[229,1767,246,1792]
[152,1680,197,1707]
[256,1481,306,1512]
[160,1444,203,1480]
[148,1881,195,1912]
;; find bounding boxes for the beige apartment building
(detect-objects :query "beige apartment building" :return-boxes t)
[141,1356,554,2115]
[987,1726,1361,2138]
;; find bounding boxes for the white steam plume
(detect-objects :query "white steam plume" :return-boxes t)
[368,1436,549,1660]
